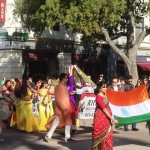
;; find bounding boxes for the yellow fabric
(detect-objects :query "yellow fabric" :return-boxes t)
[10,112,16,127]
[49,100,54,116]
[76,118,80,127]
[73,65,96,86]
[38,101,48,131]
[38,89,54,131]
[39,89,48,97]
[16,100,39,132]
[27,87,32,97]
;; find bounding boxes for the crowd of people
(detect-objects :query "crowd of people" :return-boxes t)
[0,66,150,149]
[0,65,95,143]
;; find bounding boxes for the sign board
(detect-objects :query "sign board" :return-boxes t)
[0,0,6,22]
[78,93,96,119]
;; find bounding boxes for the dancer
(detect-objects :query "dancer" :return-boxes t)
[46,77,55,117]
[38,81,51,131]
[45,73,75,143]
[14,79,39,132]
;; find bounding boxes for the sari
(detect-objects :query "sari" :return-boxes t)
[38,88,50,131]
[92,95,113,150]
[16,99,39,132]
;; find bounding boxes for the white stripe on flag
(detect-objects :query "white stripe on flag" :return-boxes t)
[109,99,150,118]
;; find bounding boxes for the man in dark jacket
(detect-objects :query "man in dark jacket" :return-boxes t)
[124,75,139,131]
[108,76,120,134]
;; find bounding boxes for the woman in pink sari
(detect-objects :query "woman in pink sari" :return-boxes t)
[92,81,118,150]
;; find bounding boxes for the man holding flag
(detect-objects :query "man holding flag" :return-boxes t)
[106,81,150,131]
[124,75,139,131]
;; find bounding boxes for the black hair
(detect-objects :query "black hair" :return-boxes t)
[39,81,47,89]
[59,73,68,82]
[94,81,106,95]
[126,75,132,80]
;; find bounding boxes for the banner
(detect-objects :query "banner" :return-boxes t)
[78,93,96,119]
[106,85,150,127]
[0,0,6,22]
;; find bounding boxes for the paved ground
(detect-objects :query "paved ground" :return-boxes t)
[0,120,150,150]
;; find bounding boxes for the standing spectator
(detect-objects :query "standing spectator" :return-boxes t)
[91,81,118,149]
[108,77,120,134]
[2,79,14,95]
[109,77,120,91]
[143,77,150,97]
[118,77,126,91]
[97,74,105,84]
[135,79,143,88]
[124,75,139,131]
[45,73,75,143]
[75,78,85,107]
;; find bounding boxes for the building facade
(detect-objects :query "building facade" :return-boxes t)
[0,0,149,83]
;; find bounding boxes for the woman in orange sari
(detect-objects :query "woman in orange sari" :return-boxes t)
[92,81,118,150]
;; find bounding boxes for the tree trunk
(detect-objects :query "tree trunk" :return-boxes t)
[126,62,139,85]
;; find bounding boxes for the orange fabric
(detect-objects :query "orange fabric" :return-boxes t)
[106,85,149,106]
[55,83,70,111]
[46,83,72,128]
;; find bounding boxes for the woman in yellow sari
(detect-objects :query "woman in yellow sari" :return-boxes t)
[47,78,55,117]
[38,81,52,131]
[14,79,39,132]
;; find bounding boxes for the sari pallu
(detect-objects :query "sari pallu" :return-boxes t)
[92,106,113,150]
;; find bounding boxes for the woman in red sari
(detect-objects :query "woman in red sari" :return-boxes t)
[92,81,118,150]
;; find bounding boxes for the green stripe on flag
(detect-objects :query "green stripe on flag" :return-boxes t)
[114,113,150,127]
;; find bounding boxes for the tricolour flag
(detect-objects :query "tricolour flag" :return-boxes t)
[106,85,150,127]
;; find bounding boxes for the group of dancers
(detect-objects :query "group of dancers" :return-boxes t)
[0,65,81,143]
[4,77,55,132]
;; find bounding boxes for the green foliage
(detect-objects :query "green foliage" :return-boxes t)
[14,0,47,36]
[13,0,150,39]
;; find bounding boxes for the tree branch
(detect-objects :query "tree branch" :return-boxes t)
[133,29,150,51]
[100,26,131,66]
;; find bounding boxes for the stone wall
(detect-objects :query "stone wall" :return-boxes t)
[0,50,23,80]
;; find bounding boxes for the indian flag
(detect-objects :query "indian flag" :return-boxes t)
[106,85,150,127]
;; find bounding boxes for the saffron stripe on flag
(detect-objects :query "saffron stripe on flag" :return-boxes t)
[106,85,149,106]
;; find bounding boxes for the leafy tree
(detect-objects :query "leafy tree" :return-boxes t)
[14,0,150,83]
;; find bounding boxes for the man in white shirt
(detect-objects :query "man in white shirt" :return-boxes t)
[108,77,120,134]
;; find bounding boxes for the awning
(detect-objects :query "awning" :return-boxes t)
[137,63,150,71]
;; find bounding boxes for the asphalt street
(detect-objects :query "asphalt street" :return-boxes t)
[0,120,150,150]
